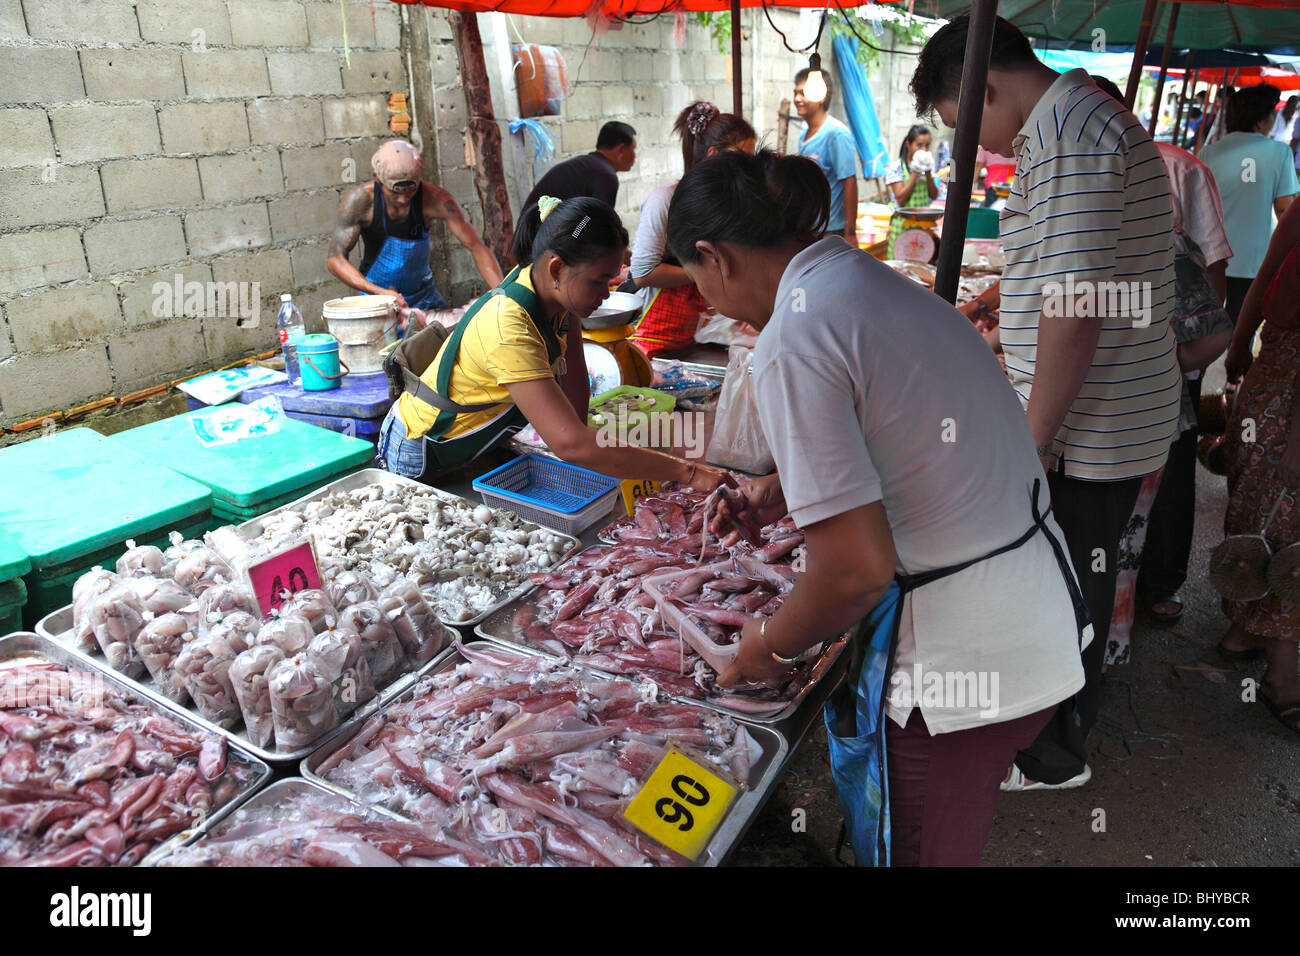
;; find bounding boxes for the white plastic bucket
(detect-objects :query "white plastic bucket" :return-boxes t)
[322,295,397,375]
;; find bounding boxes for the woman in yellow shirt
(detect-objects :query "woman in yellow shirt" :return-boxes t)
[377,195,730,492]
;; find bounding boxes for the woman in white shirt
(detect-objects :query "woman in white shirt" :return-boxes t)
[627,102,755,358]
[665,149,1090,866]
[1270,95,1298,145]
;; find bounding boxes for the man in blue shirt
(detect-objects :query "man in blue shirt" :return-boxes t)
[794,68,860,244]
[1199,84,1299,321]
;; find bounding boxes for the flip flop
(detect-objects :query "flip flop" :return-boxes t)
[1216,641,1267,662]
[1145,591,1184,624]
[1261,692,1300,737]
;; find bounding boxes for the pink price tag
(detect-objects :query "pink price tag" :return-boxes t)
[246,540,322,617]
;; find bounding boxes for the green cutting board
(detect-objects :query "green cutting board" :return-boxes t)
[0,526,30,582]
[110,409,375,510]
[0,428,214,571]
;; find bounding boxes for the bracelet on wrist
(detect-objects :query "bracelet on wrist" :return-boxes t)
[759,618,799,666]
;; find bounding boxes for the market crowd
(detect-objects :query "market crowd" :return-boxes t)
[346,13,1300,867]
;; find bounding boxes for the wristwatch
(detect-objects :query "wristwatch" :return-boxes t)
[760,619,799,666]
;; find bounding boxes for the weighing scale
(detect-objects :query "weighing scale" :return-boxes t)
[891,206,944,264]
[581,290,652,394]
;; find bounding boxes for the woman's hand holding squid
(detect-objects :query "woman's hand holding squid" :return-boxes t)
[717,617,796,687]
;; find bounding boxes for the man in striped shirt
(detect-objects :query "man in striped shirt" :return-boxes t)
[912,16,1180,790]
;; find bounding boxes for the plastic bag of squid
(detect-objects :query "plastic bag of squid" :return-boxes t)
[66,527,453,755]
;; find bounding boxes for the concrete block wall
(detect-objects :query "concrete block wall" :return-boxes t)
[457,8,924,275]
[472,11,785,240]
[0,0,407,425]
[0,2,933,426]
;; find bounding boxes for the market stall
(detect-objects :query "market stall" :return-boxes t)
[3,440,841,865]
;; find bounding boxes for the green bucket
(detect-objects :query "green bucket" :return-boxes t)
[297,334,348,391]
[966,206,1001,239]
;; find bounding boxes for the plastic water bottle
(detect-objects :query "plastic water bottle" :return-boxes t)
[276,293,305,385]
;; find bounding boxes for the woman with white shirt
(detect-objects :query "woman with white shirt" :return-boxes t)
[1270,95,1298,145]
[666,149,1090,866]
[627,102,755,358]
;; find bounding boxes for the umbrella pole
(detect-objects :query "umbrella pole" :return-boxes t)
[449,10,515,270]
[1194,70,1227,154]
[731,0,742,115]
[1148,3,1179,135]
[933,0,997,305]
[1185,66,1201,149]
[1172,51,1193,148]
[1124,0,1160,109]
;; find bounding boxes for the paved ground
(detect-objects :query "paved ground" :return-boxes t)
[731,364,1300,867]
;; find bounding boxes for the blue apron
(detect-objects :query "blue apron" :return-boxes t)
[825,479,1091,866]
[362,185,449,314]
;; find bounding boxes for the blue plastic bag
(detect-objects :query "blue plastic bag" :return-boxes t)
[824,581,901,867]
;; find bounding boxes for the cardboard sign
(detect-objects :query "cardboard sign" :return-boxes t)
[245,538,322,617]
[620,478,660,516]
[622,748,738,861]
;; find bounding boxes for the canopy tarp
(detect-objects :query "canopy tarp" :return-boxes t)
[392,0,867,16]
[1145,45,1300,67]
[887,1,1300,51]
[1154,65,1300,88]
[833,32,892,178]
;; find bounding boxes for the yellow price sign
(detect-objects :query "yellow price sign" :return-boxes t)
[623,749,738,861]
[620,478,660,516]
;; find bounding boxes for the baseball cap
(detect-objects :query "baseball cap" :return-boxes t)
[371,140,423,191]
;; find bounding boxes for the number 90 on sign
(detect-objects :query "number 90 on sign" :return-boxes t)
[623,749,738,861]
[620,478,660,516]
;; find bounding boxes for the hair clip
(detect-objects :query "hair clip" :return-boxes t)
[688,102,719,136]
[571,215,591,239]
[538,195,562,222]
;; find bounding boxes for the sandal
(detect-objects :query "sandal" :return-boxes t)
[1261,690,1300,737]
[1216,641,1267,661]
[1145,591,1184,624]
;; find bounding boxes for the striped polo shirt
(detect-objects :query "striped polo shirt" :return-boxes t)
[999,69,1181,481]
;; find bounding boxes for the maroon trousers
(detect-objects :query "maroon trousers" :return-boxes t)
[886,705,1057,866]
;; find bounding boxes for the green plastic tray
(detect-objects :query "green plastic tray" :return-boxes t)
[0,577,26,607]
[0,428,214,572]
[587,385,676,429]
[0,527,30,582]
[110,410,375,511]
[0,606,21,637]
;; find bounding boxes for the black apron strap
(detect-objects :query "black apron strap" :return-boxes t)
[425,266,565,443]
[894,479,1091,644]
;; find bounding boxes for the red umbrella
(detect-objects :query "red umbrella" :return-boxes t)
[1156,65,1300,90]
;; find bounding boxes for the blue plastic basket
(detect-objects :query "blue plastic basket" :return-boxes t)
[472,455,619,534]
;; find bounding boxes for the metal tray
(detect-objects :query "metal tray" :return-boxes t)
[472,593,848,725]
[582,291,644,330]
[302,641,789,867]
[236,467,581,629]
[34,604,455,766]
[141,777,403,866]
[0,631,271,865]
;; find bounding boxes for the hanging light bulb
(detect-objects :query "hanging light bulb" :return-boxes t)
[803,51,828,104]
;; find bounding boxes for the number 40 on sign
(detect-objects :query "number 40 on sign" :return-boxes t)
[245,538,323,617]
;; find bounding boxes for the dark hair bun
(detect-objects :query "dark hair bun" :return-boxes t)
[666,149,829,264]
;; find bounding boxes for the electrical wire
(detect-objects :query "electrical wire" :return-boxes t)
[761,0,822,55]
[1094,679,1184,763]
[830,0,921,58]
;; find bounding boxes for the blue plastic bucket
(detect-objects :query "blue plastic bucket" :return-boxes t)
[297,334,348,391]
